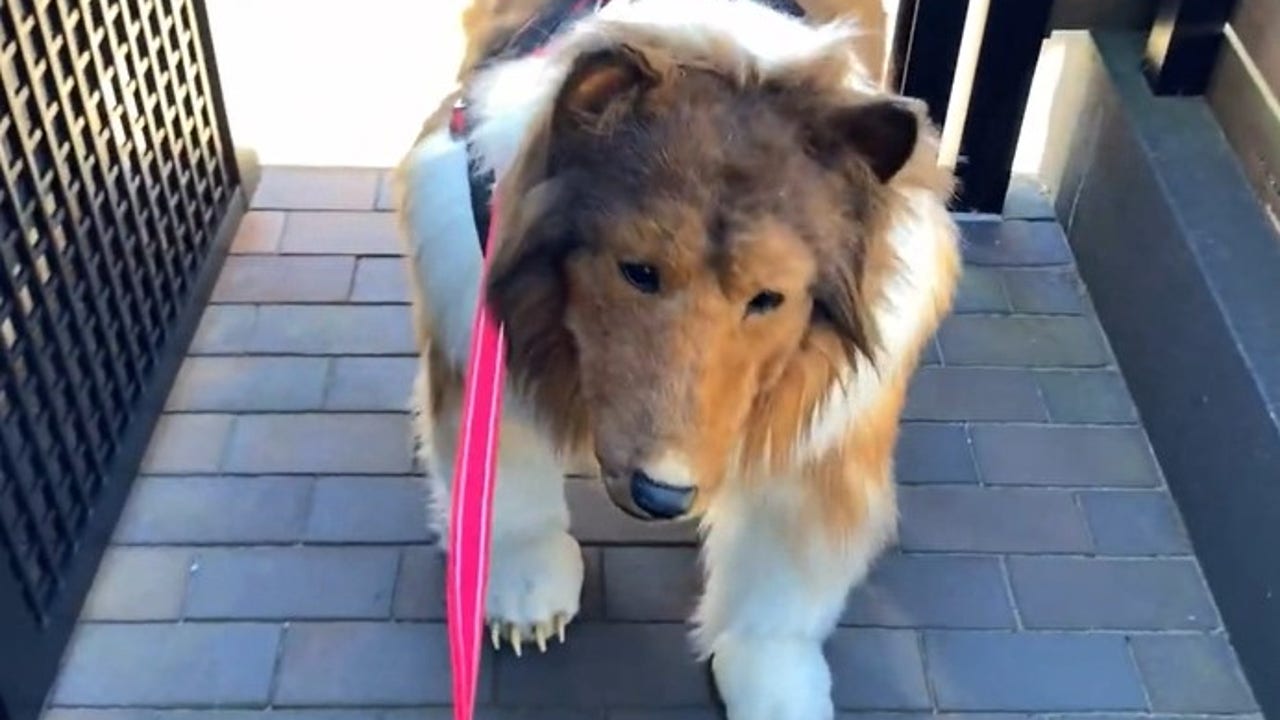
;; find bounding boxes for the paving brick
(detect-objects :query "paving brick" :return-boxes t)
[190,305,257,354]
[495,623,710,706]
[275,623,481,705]
[899,487,1092,553]
[921,337,942,365]
[1036,370,1139,423]
[351,257,410,302]
[1003,176,1057,220]
[609,713,719,720]
[603,547,700,621]
[937,315,1110,367]
[166,357,329,412]
[924,631,1146,711]
[567,479,698,545]
[81,548,192,621]
[53,623,280,706]
[392,546,446,620]
[1002,269,1086,314]
[960,220,1073,266]
[186,547,399,619]
[1080,491,1192,555]
[953,267,1009,313]
[42,713,450,720]
[253,167,381,210]
[894,423,977,484]
[140,414,234,474]
[115,476,312,544]
[843,554,1015,628]
[580,547,606,620]
[1131,634,1258,713]
[375,170,397,211]
[970,424,1161,487]
[827,629,930,709]
[229,210,285,254]
[1007,557,1219,630]
[281,211,401,255]
[246,305,414,355]
[212,256,356,303]
[325,357,417,411]
[904,367,1046,422]
[224,414,413,474]
[306,476,431,542]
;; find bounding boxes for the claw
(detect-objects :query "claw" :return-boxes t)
[490,622,501,651]
[510,625,523,657]
[534,622,549,653]
[554,613,567,644]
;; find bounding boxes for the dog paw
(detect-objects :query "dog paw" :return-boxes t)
[712,635,834,720]
[486,530,584,656]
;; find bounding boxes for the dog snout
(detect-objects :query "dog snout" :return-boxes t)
[599,457,697,521]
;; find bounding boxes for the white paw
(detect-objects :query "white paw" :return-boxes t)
[712,635,834,720]
[486,530,584,655]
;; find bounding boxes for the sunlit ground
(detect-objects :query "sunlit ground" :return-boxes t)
[205,0,1058,180]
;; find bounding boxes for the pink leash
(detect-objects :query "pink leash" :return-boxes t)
[446,197,506,720]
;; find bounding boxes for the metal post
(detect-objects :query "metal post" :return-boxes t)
[954,0,1054,213]
[1144,0,1240,95]
[892,0,971,128]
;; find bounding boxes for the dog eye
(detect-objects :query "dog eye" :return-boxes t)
[619,262,660,294]
[746,290,785,316]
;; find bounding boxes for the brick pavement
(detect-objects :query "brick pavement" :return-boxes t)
[41,168,1260,720]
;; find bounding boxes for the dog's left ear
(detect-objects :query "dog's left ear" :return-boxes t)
[813,98,922,183]
[553,45,659,132]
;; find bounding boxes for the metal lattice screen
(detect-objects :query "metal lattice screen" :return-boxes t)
[0,0,242,717]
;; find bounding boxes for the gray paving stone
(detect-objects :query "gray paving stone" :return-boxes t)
[166,356,329,412]
[828,629,931,709]
[904,367,1046,422]
[186,547,399,619]
[953,267,1009,313]
[603,547,700,621]
[392,546,446,620]
[1001,269,1086,314]
[252,167,381,210]
[1036,370,1139,423]
[609,712,718,720]
[81,548,193,621]
[1080,491,1193,555]
[281,211,401,255]
[921,337,942,365]
[1131,634,1258,713]
[325,357,418,411]
[567,479,698,545]
[960,220,1074,266]
[899,487,1092,553]
[229,210,285,254]
[1007,557,1219,630]
[1003,176,1057,220]
[115,476,312,544]
[275,623,481,705]
[213,256,356,303]
[39,712,469,720]
[937,315,1110,367]
[580,547,606,620]
[925,631,1146,711]
[190,305,257,354]
[494,623,710,706]
[351,257,410,302]
[375,170,397,211]
[140,414,234,474]
[246,305,414,355]
[224,413,413,474]
[306,476,431,542]
[894,423,977,484]
[53,623,280,706]
[970,424,1161,487]
[843,554,1016,628]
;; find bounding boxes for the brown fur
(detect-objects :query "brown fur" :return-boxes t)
[403,0,959,543]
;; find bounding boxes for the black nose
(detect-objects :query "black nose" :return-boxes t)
[629,470,694,519]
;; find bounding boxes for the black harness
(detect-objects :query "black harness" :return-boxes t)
[449,0,807,254]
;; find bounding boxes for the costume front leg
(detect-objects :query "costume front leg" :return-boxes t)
[419,377,584,655]
[694,484,895,720]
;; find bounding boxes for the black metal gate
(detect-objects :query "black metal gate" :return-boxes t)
[0,0,244,717]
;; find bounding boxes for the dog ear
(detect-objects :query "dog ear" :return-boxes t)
[812,98,922,183]
[553,45,659,132]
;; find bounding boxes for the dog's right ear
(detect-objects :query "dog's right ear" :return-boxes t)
[552,45,659,133]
